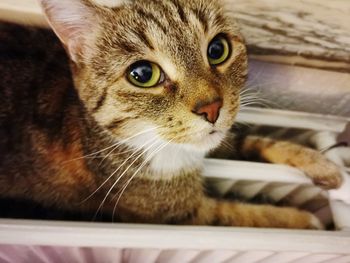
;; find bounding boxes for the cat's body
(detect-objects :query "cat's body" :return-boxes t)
[0,0,342,228]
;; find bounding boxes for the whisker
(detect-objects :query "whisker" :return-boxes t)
[112,138,176,220]
[245,80,284,90]
[97,126,162,167]
[240,91,274,109]
[220,140,235,152]
[64,126,160,164]
[241,102,268,109]
[233,121,254,130]
[109,124,209,221]
[92,137,162,219]
[240,87,257,96]
[82,148,136,160]
[92,122,219,220]
[97,143,128,168]
[79,135,159,205]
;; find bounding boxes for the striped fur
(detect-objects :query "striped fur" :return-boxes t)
[0,0,341,228]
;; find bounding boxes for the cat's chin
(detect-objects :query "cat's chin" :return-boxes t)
[191,129,227,151]
[144,131,226,178]
[123,125,227,178]
[146,144,206,178]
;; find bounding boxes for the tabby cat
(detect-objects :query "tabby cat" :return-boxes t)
[0,0,342,228]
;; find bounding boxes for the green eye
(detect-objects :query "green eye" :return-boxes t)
[207,35,230,65]
[127,60,163,88]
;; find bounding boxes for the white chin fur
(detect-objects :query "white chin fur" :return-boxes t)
[148,144,206,177]
[125,127,224,178]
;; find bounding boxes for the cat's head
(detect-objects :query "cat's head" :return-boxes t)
[40,0,247,167]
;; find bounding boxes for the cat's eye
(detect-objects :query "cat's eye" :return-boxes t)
[127,61,163,88]
[207,35,230,66]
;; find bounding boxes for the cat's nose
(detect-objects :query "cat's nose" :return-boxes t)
[192,98,223,124]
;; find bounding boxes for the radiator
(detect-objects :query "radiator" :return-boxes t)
[0,108,349,262]
[0,1,350,261]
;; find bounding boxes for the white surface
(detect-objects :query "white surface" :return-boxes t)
[0,1,350,259]
[0,220,350,253]
[204,159,332,225]
[0,109,348,257]
[247,60,350,117]
[237,107,350,133]
[0,0,46,26]
[204,159,311,184]
[2,246,350,263]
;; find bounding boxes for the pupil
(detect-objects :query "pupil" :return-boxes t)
[208,39,224,60]
[130,61,153,83]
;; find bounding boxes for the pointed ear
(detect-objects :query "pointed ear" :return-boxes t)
[39,0,100,62]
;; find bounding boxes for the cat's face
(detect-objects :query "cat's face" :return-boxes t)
[41,0,247,154]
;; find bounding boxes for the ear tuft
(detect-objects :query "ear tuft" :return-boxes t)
[39,0,98,62]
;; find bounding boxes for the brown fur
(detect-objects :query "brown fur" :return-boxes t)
[240,136,342,190]
[0,0,342,228]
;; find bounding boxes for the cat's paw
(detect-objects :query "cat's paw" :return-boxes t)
[301,157,343,190]
[308,214,325,230]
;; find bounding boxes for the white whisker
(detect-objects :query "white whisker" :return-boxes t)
[64,126,159,164]
[79,135,159,205]
[112,138,175,220]
[92,136,162,219]
[110,124,209,221]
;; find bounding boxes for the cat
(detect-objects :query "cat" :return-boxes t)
[0,0,342,228]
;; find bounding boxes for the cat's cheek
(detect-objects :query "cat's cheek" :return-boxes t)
[206,132,227,150]
[215,107,237,131]
[190,132,227,153]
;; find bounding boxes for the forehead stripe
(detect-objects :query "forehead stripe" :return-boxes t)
[132,28,155,50]
[168,0,188,23]
[136,8,167,34]
[190,7,210,33]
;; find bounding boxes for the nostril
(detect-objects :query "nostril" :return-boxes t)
[193,98,223,124]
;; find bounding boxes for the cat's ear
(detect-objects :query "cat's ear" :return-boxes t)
[39,0,100,62]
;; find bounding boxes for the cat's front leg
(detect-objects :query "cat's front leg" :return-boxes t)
[189,198,323,229]
[240,136,343,189]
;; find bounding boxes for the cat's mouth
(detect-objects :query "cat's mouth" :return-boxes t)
[188,128,226,151]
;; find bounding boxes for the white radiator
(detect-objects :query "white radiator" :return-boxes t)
[0,1,350,262]
[0,108,349,262]
[0,245,349,263]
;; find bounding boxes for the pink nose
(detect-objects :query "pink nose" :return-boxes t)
[193,99,223,124]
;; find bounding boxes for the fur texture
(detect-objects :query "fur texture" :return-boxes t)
[0,0,342,228]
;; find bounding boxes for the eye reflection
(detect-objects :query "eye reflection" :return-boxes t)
[207,35,231,65]
[127,60,163,88]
